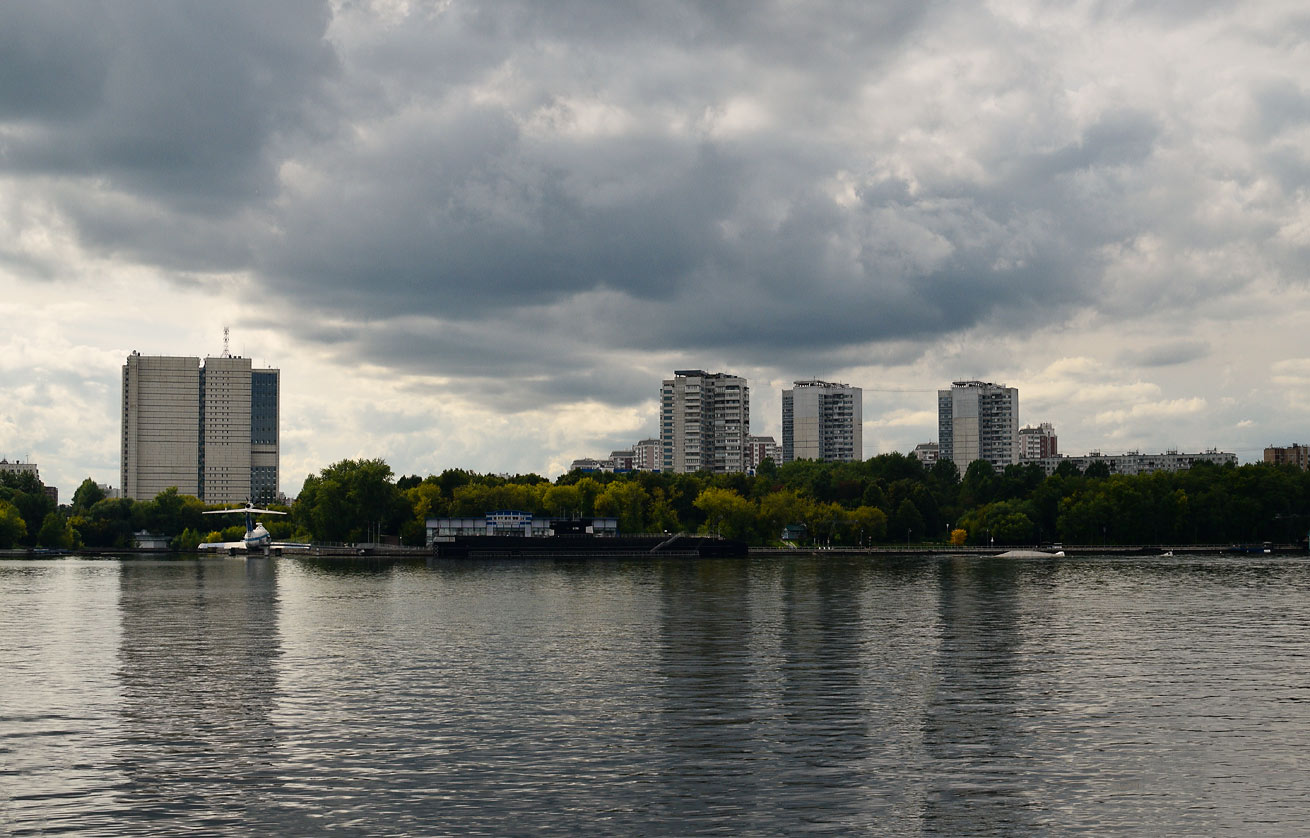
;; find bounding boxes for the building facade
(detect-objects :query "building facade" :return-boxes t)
[911,442,939,466]
[0,459,39,479]
[633,438,661,472]
[660,370,750,473]
[1036,450,1236,477]
[122,351,279,504]
[1265,444,1310,470]
[745,435,781,472]
[1019,423,1058,460]
[938,380,1020,473]
[781,380,862,463]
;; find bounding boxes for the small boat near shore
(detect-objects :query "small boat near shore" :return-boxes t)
[996,548,1065,558]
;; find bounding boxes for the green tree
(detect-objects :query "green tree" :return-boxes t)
[543,484,584,519]
[0,500,28,548]
[849,505,888,545]
[0,471,54,547]
[889,498,925,543]
[36,512,73,549]
[78,498,137,548]
[757,489,811,543]
[71,478,107,511]
[960,460,998,509]
[138,487,206,536]
[693,487,754,540]
[294,458,408,542]
[594,481,652,534]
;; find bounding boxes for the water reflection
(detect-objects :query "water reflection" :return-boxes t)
[0,561,123,835]
[113,558,284,832]
[920,557,1037,835]
[6,555,1310,835]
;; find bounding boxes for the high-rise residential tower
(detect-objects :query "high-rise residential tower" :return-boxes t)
[781,379,863,463]
[122,351,279,504]
[937,380,1019,473]
[660,370,750,473]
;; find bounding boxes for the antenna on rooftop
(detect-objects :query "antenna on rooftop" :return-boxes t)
[222,326,231,358]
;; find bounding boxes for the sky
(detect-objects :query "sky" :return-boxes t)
[2,0,1309,497]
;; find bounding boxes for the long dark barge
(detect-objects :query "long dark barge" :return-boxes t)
[432,533,747,559]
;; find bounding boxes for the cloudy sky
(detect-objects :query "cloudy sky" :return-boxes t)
[3,0,1309,496]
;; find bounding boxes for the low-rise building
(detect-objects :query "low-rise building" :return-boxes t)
[911,442,939,466]
[0,459,39,479]
[1265,444,1310,470]
[1037,450,1237,477]
[426,511,619,546]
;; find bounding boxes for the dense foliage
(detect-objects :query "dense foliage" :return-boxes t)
[378,455,1310,548]
[9,454,1310,551]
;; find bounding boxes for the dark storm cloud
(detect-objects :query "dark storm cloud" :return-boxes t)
[5,0,1307,416]
[0,1,334,213]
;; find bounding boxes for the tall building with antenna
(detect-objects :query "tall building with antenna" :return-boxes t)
[122,339,279,504]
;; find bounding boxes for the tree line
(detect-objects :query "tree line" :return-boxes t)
[301,455,1310,549]
[6,454,1309,551]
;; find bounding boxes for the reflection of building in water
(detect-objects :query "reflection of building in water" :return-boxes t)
[114,559,285,830]
[917,559,1037,834]
[652,560,771,829]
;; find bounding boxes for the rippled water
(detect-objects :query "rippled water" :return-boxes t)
[2,554,1309,835]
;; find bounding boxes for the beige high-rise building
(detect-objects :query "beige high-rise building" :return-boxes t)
[781,380,862,463]
[937,380,1019,473]
[122,352,279,504]
[660,370,750,473]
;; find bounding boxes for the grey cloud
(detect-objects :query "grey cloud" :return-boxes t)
[5,0,1307,425]
[0,1,335,214]
[1118,340,1212,368]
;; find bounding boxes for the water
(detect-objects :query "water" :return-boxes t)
[2,554,1309,836]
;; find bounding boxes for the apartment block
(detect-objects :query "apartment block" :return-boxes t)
[1037,450,1236,477]
[1019,423,1058,460]
[660,370,750,474]
[1265,444,1310,470]
[745,435,781,471]
[911,442,939,466]
[938,380,1019,473]
[781,380,862,463]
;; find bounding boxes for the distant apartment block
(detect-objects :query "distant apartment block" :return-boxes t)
[938,380,1019,472]
[1036,450,1236,477]
[781,380,862,463]
[1264,444,1310,470]
[568,439,664,475]
[0,459,39,480]
[568,449,635,474]
[911,442,939,466]
[633,438,661,472]
[660,370,750,473]
[122,351,279,505]
[745,435,781,472]
[1019,423,1058,460]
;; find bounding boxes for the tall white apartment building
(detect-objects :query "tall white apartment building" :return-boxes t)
[660,370,750,474]
[937,380,1019,473]
[781,380,863,463]
[122,351,279,504]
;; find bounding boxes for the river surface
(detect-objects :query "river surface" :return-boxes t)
[2,554,1309,836]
